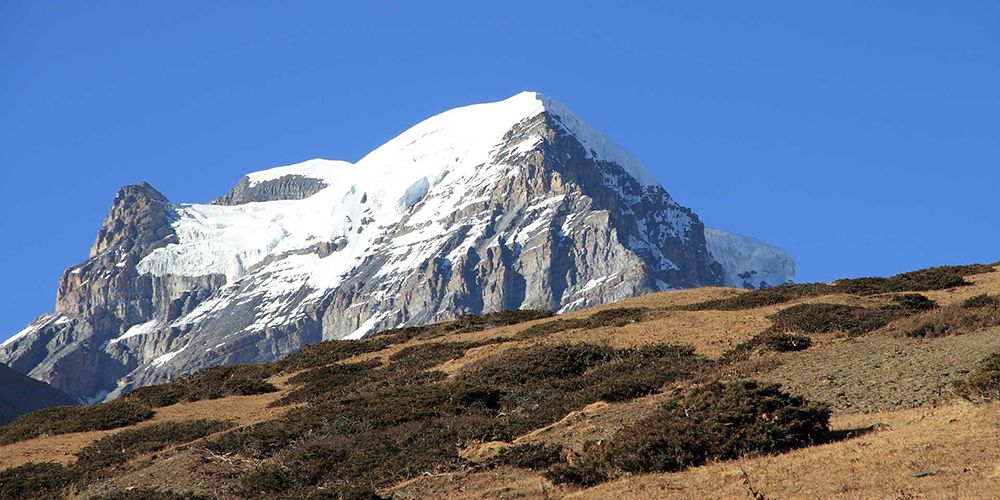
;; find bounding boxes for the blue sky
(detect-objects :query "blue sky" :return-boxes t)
[1,1,998,340]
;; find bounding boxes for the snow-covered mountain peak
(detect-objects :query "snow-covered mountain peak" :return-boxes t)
[2,92,794,402]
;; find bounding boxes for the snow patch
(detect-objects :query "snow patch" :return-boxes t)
[110,319,161,344]
[344,311,393,340]
[705,227,795,289]
[152,344,189,367]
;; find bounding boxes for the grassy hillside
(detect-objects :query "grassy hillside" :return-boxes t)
[2,263,1000,499]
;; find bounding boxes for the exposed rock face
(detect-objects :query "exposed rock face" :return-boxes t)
[212,174,328,205]
[0,362,77,425]
[1,92,794,402]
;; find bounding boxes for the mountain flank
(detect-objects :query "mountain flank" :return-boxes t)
[0,363,76,426]
[0,261,998,499]
[1,92,793,403]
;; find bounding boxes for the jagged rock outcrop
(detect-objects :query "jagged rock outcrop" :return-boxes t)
[1,92,794,402]
[212,174,328,205]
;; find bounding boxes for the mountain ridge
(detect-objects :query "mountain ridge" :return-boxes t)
[1,92,794,402]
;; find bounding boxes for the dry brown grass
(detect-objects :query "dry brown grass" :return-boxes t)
[921,264,1000,305]
[0,372,298,470]
[7,264,1000,498]
[388,401,1000,500]
[574,401,1000,500]
[885,302,1000,338]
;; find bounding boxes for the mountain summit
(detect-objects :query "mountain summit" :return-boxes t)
[1,92,794,402]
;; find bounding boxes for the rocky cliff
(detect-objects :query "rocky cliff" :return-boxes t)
[0,92,794,402]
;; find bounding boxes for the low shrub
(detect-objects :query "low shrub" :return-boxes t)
[685,264,993,311]
[274,360,383,406]
[683,283,835,311]
[278,338,392,372]
[0,399,154,445]
[373,309,554,344]
[0,462,76,499]
[387,340,492,370]
[515,307,647,339]
[470,343,615,387]
[889,293,939,312]
[891,302,1000,338]
[92,488,213,500]
[768,303,881,335]
[488,442,563,470]
[833,264,994,296]
[75,419,233,474]
[549,381,830,485]
[206,341,707,493]
[761,294,936,339]
[962,294,1000,309]
[954,352,1000,401]
[722,333,812,363]
[125,364,278,408]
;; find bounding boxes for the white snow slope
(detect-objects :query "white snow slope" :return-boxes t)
[705,227,795,289]
[136,91,680,335]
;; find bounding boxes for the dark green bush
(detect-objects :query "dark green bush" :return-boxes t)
[92,488,213,500]
[279,339,391,372]
[893,302,1000,338]
[762,294,937,339]
[682,283,834,311]
[516,308,647,339]
[239,464,295,497]
[833,264,993,296]
[768,303,878,335]
[205,341,707,493]
[549,381,830,484]
[488,442,563,470]
[75,419,233,473]
[0,462,76,499]
[685,264,993,311]
[0,399,154,445]
[387,340,492,370]
[470,343,615,387]
[889,293,939,312]
[274,360,383,406]
[722,332,812,363]
[125,364,278,408]
[372,309,554,344]
[962,294,1000,309]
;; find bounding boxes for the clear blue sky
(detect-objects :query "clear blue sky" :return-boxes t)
[2,1,998,340]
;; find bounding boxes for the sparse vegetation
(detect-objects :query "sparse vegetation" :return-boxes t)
[890,296,1000,338]
[3,263,994,497]
[722,332,813,363]
[0,399,154,445]
[372,309,554,343]
[832,264,994,295]
[75,419,233,475]
[954,351,1000,401]
[0,462,76,499]
[92,488,213,500]
[515,307,647,339]
[488,442,564,470]
[199,340,706,494]
[125,364,279,408]
[962,293,1000,309]
[685,264,993,311]
[546,381,830,485]
[683,283,835,311]
[765,294,937,338]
